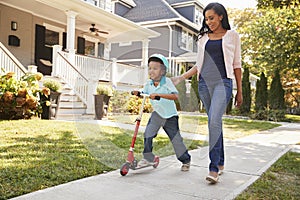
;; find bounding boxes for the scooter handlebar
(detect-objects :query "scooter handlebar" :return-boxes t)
[131,91,160,100]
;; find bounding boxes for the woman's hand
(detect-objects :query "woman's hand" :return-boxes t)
[234,92,243,108]
[171,76,184,86]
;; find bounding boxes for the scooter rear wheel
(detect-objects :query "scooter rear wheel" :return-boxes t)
[153,156,159,168]
[120,163,130,176]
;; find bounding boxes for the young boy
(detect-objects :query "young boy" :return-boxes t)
[132,54,191,171]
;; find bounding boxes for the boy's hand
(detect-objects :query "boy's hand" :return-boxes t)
[171,76,184,86]
[150,93,160,100]
[131,91,141,96]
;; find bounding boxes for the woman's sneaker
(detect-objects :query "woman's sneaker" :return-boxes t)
[181,162,190,171]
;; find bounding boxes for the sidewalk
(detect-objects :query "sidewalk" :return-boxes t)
[11,121,300,200]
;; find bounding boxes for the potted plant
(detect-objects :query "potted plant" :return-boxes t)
[40,78,62,119]
[94,84,113,120]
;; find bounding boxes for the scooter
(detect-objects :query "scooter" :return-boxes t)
[120,92,160,176]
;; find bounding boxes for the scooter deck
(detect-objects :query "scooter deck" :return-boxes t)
[131,162,159,170]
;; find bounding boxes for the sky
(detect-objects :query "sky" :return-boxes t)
[202,0,257,9]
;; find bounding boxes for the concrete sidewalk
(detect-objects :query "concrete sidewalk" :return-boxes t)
[11,122,300,200]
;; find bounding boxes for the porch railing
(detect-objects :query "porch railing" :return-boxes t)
[0,42,27,78]
[54,51,89,106]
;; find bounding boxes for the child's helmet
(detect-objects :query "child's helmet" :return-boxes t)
[148,54,169,70]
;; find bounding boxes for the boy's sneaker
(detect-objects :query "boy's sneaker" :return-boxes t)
[181,162,190,172]
[137,158,151,167]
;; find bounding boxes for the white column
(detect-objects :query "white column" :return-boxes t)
[66,10,78,65]
[51,45,63,77]
[142,39,150,83]
[111,58,117,88]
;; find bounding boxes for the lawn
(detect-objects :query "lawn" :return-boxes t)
[236,151,300,200]
[0,119,205,199]
[110,113,281,139]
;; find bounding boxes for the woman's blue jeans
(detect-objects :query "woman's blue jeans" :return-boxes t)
[198,78,232,173]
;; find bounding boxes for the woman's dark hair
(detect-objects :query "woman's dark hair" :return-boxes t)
[198,2,231,38]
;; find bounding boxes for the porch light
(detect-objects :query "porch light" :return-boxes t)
[11,21,17,31]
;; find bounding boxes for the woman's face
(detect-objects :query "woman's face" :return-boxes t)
[205,9,223,32]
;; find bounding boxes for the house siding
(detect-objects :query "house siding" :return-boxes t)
[174,5,195,23]
[0,4,33,67]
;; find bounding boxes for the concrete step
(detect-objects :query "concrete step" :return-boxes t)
[59,101,86,108]
[57,107,86,115]
[56,114,96,121]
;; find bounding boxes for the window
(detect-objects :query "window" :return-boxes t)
[181,29,194,51]
[85,40,95,56]
[84,0,98,6]
[45,29,59,47]
[195,6,203,26]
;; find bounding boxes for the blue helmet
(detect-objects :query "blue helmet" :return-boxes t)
[148,54,169,70]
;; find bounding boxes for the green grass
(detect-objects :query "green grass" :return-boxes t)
[236,151,300,200]
[0,119,205,199]
[110,113,281,139]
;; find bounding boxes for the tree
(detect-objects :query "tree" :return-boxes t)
[255,72,268,111]
[240,67,251,114]
[269,69,285,110]
[229,5,300,112]
[257,0,300,9]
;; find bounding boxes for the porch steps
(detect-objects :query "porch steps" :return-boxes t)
[43,76,92,120]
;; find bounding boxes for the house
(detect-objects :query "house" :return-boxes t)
[110,0,204,76]
[0,0,160,118]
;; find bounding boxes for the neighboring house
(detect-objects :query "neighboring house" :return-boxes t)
[0,0,159,117]
[110,0,204,76]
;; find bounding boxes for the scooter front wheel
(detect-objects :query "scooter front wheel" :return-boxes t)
[120,163,130,176]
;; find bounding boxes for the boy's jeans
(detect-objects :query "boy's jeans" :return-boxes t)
[143,111,191,164]
[198,78,232,173]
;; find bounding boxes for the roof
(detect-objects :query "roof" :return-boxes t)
[122,0,180,23]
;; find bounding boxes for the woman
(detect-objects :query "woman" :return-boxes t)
[172,2,243,184]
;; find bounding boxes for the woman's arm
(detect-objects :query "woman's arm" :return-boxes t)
[234,68,243,108]
[171,66,197,85]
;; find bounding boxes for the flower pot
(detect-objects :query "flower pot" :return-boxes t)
[41,91,61,119]
[94,94,110,120]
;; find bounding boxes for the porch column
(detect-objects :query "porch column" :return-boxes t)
[142,39,150,83]
[66,10,78,64]
[52,45,63,77]
[111,58,117,88]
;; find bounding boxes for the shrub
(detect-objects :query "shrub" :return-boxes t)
[0,72,43,120]
[127,95,152,114]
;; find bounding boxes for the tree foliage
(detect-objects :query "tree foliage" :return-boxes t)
[255,72,268,111]
[257,0,300,9]
[240,67,251,114]
[269,69,285,110]
[228,3,300,110]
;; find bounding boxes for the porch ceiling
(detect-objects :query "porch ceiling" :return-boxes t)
[1,0,159,43]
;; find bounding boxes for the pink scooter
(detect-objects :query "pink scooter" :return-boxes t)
[120,92,160,176]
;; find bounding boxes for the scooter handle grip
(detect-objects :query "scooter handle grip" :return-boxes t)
[154,96,160,100]
[131,91,141,97]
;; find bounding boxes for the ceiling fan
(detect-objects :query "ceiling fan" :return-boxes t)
[89,24,109,35]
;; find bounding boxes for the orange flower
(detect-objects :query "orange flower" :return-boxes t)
[35,72,43,81]
[6,72,15,79]
[18,88,27,98]
[3,91,14,103]
[16,97,26,106]
[42,87,51,96]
